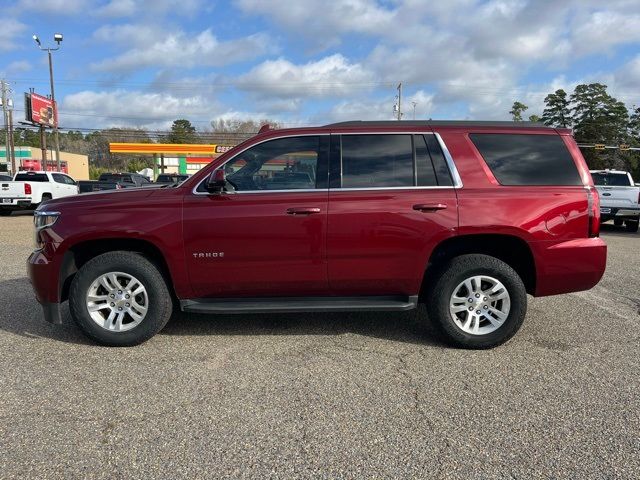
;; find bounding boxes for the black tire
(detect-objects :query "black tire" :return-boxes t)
[613,219,623,227]
[69,251,173,346]
[424,254,527,349]
[625,220,639,233]
[0,210,11,216]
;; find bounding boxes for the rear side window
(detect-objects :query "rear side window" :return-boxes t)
[341,135,414,188]
[424,135,454,186]
[15,173,48,182]
[470,134,582,186]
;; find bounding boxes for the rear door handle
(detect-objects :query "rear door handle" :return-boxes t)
[286,207,321,215]
[413,203,447,212]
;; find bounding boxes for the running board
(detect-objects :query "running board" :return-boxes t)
[180,295,419,314]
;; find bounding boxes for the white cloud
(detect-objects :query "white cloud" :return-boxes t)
[326,90,434,122]
[16,0,88,14]
[0,18,26,51]
[60,89,219,129]
[237,54,374,99]
[91,28,275,73]
[234,0,395,48]
[95,0,136,17]
[572,11,640,56]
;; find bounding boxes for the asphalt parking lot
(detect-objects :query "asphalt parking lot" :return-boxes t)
[1,213,638,479]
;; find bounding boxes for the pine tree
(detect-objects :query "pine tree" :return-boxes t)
[541,89,570,128]
[509,101,528,122]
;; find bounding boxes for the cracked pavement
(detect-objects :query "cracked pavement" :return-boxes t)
[0,214,638,479]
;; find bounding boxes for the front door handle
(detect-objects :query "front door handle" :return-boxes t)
[286,207,321,215]
[413,203,447,212]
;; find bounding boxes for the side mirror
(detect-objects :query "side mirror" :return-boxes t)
[205,169,226,194]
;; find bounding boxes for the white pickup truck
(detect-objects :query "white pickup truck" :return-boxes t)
[590,169,640,232]
[0,171,78,216]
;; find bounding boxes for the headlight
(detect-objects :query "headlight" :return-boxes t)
[34,210,60,230]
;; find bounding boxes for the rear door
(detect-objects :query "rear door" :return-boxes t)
[183,134,330,298]
[327,133,459,296]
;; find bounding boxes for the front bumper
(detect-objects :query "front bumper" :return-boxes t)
[27,249,64,324]
[532,237,607,297]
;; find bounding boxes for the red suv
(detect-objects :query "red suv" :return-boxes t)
[28,121,606,348]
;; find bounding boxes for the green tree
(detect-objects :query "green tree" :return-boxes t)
[541,89,571,128]
[629,106,640,144]
[528,114,541,123]
[570,83,630,170]
[509,101,528,122]
[167,119,197,144]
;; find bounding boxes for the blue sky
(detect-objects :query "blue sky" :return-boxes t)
[1,0,640,131]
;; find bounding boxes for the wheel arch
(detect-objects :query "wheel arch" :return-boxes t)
[422,233,536,297]
[59,238,176,303]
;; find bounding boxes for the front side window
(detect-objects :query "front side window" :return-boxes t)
[52,173,66,184]
[218,136,322,191]
[341,135,414,188]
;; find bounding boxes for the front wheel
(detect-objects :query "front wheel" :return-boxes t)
[69,251,173,346]
[425,254,527,349]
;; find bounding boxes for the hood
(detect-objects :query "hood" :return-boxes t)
[39,186,164,211]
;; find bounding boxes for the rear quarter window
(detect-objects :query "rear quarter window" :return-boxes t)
[470,133,582,186]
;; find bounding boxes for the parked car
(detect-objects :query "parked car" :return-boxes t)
[77,173,155,194]
[155,173,190,185]
[590,169,640,232]
[1,171,77,215]
[28,120,606,348]
[0,174,12,181]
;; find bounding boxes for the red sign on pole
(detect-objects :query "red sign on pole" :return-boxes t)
[27,92,58,128]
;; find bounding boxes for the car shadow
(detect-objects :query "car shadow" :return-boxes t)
[600,222,640,238]
[0,277,442,347]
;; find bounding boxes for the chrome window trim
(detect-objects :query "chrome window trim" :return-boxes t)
[331,186,457,192]
[192,130,463,195]
[192,133,329,196]
[434,132,463,188]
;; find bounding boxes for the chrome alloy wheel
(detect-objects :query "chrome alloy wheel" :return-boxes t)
[86,272,149,332]
[449,275,511,335]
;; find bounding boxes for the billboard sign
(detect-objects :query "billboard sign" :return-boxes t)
[25,92,57,128]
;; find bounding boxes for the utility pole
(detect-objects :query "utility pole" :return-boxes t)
[397,82,402,120]
[40,125,47,163]
[33,33,63,172]
[1,80,9,169]
[411,101,417,120]
[8,109,15,174]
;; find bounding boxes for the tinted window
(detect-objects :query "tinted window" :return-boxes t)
[415,135,437,187]
[425,135,453,186]
[591,172,632,186]
[470,134,581,186]
[15,173,48,182]
[100,174,134,183]
[214,136,321,191]
[341,135,413,188]
[52,173,66,184]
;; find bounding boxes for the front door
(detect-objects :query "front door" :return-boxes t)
[183,135,330,298]
[327,133,459,296]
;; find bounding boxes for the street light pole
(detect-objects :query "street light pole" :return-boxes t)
[33,34,62,172]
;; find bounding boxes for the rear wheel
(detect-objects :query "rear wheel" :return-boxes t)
[69,251,173,346]
[625,219,639,233]
[425,254,527,349]
[0,210,11,216]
